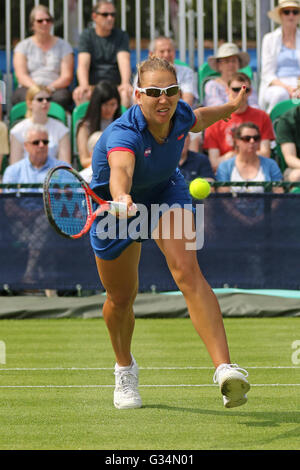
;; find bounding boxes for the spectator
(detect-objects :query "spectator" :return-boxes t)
[3,124,63,297]
[178,133,215,184]
[275,104,300,181]
[204,42,259,108]
[203,72,275,173]
[259,0,300,113]
[10,85,71,165]
[76,81,121,169]
[216,122,283,193]
[12,5,74,112]
[72,1,132,109]
[0,104,9,180]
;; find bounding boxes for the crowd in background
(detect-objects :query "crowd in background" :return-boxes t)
[1,0,300,191]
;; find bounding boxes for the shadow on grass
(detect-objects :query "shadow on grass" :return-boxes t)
[144,404,300,428]
[143,404,300,447]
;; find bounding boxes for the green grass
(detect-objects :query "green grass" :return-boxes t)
[0,317,300,450]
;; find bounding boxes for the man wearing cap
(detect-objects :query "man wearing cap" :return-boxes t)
[203,42,259,108]
[203,72,275,173]
[259,0,300,113]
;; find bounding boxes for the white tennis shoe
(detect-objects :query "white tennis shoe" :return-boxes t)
[213,363,250,408]
[114,356,142,409]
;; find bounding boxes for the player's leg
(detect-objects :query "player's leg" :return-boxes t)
[153,207,249,407]
[154,207,230,367]
[95,241,141,367]
[95,241,142,409]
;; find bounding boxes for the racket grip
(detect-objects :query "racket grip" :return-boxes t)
[109,201,137,217]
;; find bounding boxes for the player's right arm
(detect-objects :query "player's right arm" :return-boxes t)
[108,150,136,210]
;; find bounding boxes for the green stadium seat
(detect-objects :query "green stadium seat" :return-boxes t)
[174,58,190,68]
[269,99,298,123]
[198,61,253,103]
[9,100,67,128]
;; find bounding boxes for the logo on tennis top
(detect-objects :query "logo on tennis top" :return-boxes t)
[177,133,184,140]
[144,147,152,157]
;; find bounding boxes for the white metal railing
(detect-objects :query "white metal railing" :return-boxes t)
[2,0,275,111]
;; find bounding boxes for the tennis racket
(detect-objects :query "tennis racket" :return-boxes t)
[43,165,136,239]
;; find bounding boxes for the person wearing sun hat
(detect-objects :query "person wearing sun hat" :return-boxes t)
[258,0,300,113]
[203,42,259,108]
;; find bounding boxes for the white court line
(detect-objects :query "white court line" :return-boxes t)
[0,366,299,371]
[0,383,299,389]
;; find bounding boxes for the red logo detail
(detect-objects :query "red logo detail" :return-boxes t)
[177,134,184,140]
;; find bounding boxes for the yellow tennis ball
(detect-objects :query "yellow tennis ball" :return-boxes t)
[189,178,211,199]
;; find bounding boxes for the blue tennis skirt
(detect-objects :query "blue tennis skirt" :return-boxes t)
[90,170,193,260]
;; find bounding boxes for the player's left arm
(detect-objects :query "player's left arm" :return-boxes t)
[191,86,248,132]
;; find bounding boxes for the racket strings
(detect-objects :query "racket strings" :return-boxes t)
[47,169,90,236]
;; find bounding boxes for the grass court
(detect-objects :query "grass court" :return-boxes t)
[0,317,299,450]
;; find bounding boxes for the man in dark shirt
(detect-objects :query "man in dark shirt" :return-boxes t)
[72,1,133,108]
[179,134,215,184]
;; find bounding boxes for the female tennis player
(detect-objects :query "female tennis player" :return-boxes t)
[90,56,250,409]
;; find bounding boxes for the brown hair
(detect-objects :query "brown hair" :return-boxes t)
[137,56,177,87]
[232,122,261,148]
[25,85,52,118]
[29,5,54,31]
[228,72,251,87]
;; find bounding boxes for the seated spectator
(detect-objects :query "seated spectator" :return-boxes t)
[0,103,9,180]
[3,124,63,297]
[10,85,71,165]
[133,36,198,107]
[204,42,259,108]
[259,0,300,113]
[178,133,215,184]
[12,5,74,112]
[275,104,300,181]
[216,123,283,194]
[203,72,275,173]
[72,1,132,109]
[76,81,121,169]
[80,131,103,183]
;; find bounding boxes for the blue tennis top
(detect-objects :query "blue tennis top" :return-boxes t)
[90,100,197,202]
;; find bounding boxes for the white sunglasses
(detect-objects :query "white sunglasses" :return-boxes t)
[137,85,180,98]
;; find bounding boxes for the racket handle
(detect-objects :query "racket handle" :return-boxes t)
[109,201,137,218]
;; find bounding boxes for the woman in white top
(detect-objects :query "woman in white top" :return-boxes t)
[12,5,74,111]
[10,84,71,164]
[259,0,300,113]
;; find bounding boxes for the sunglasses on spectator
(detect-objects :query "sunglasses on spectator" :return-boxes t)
[231,87,251,93]
[238,135,261,142]
[137,85,180,97]
[35,97,52,103]
[29,139,49,146]
[282,9,300,15]
[35,18,53,23]
[96,12,116,17]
